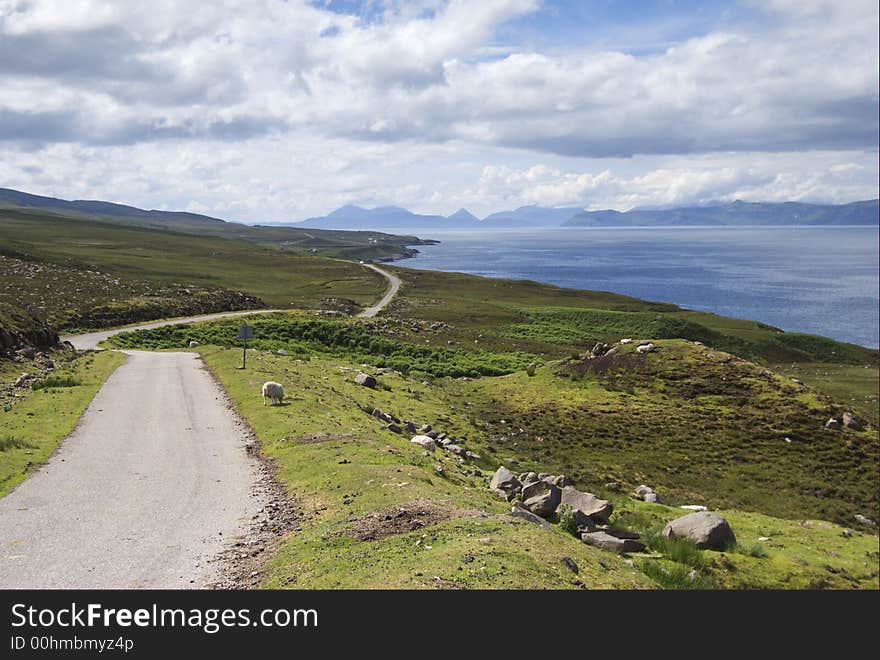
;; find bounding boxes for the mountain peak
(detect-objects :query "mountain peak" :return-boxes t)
[447,208,478,222]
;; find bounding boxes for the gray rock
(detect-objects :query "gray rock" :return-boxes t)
[354,373,377,388]
[405,421,418,434]
[465,451,481,460]
[520,471,540,487]
[634,484,654,499]
[596,526,641,540]
[854,514,877,528]
[825,417,841,429]
[510,504,553,530]
[189,340,200,347]
[644,492,659,504]
[560,557,579,574]
[275,348,288,355]
[445,444,466,456]
[549,474,570,488]
[521,480,562,518]
[842,412,865,431]
[604,482,621,491]
[410,435,436,451]
[662,512,736,550]
[490,466,522,499]
[425,430,439,439]
[419,424,432,433]
[561,486,613,523]
[604,346,620,357]
[581,531,646,554]
[385,423,402,434]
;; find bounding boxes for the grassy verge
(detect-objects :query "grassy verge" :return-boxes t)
[0,351,125,497]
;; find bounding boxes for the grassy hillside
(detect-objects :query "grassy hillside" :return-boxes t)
[0,197,428,261]
[109,314,878,527]
[110,340,876,589]
[0,207,390,329]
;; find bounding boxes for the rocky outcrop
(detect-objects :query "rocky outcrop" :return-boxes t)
[490,467,521,501]
[663,512,736,550]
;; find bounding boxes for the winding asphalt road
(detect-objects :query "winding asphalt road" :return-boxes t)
[0,262,399,588]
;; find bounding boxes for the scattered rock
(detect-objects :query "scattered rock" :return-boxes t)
[510,504,554,530]
[663,512,736,550]
[385,423,403,434]
[604,482,621,491]
[410,435,436,451]
[520,471,540,487]
[560,557,579,574]
[596,526,641,540]
[521,480,562,518]
[561,486,613,523]
[490,466,522,501]
[842,412,865,431]
[643,492,659,503]
[354,373,377,388]
[854,514,877,528]
[581,531,645,554]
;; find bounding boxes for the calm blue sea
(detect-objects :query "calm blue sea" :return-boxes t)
[390,226,880,348]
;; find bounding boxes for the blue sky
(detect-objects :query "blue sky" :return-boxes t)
[0,0,877,221]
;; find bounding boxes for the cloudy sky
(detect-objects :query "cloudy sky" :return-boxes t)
[0,0,877,222]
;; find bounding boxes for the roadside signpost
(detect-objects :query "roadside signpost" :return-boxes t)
[236,322,254,369]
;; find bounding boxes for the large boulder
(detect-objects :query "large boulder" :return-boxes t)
[521,481,562,518]
[354,373,377,388]
[561,486,613,523]
[663,512,736,550]
[410,435,436,451]
[490,466,522,501]
[581,531,645,554]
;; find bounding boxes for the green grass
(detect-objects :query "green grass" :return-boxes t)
[437,341,878,526]
[31,375,81,390]
[0,209,390,330]
[0,351,125,497]
[188,344,877,589]
[106,312,536,378]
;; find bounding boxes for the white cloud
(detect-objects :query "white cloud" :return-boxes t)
[0,0,876,219]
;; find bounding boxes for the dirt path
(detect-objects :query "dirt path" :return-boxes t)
[0,350,264,588]
[357,264,401,318]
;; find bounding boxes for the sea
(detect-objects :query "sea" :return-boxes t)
[390,226,880,349]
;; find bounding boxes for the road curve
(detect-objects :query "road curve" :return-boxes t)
[63,308,282,351]
[0,351,262,588]
[357,264,401,318]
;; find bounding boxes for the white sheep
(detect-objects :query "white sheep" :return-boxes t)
[620,338,633,344]
[636,343,656,354]
[189,340,200,347]
[261,381,284,406]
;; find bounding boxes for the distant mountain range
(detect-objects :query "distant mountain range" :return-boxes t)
[292,199,879,230]
[2,187,877,232]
